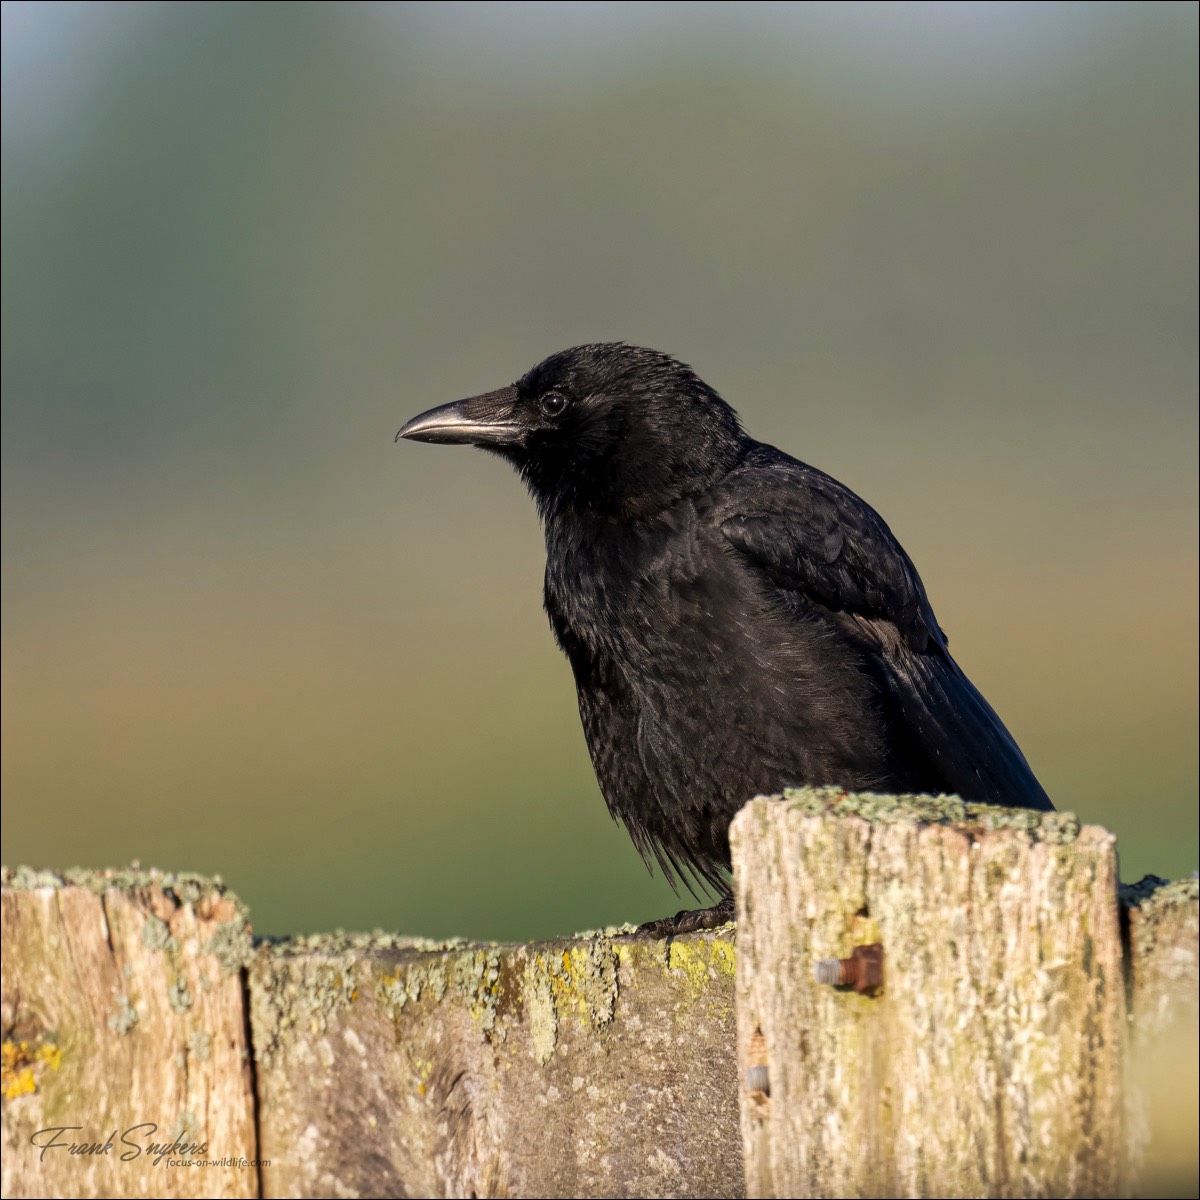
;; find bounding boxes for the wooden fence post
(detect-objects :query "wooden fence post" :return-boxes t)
[1123,874,1200,1197]
[250,929,742,1198]
[1,869,742,1199]
[0,867,257,1199]
[3,794,1196,1199]
[731,789,1128,1199]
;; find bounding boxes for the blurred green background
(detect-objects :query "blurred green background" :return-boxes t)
[2,2,1196,940]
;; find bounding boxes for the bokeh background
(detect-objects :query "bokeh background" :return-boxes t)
[3,1,1197,940]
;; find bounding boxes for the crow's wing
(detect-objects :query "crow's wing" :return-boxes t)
[714,446,1052,811]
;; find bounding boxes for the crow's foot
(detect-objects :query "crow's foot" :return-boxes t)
[634,895,734,938]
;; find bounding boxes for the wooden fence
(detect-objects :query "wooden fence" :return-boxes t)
[2,789,1196,1199]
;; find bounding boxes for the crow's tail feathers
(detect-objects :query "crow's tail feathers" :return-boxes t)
[882,646,1054,812]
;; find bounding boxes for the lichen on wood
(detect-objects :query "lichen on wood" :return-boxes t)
[4,797,1195,1200]
[1121,874,1199,1198]
[0,866,257,1199]
[731,788,1127,1200]
[250,927,741,1199]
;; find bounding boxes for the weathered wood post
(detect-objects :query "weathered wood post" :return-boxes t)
[730,788,1199,1200]
[250,929,741,1197]
[2,793,1196,1199]
[0,868,257,1200]
[1,868,742,1199]
[1122,874,1200,1197]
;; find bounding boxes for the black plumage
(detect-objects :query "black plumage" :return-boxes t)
[398,343,1052,933]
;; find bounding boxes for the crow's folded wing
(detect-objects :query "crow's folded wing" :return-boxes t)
[714,448,1052,811]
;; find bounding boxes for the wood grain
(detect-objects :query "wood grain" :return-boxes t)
[4,797,1195,1199]
[1,867,257,1199]
[732,789,1125,1200]
[251,930,741,1198]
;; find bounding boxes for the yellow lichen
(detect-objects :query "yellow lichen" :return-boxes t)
[2,1038,61,1100]
[412,1055,435,1095]
[536,942,618,1031]
[36,1043,62,1071]
[667,938,737,992]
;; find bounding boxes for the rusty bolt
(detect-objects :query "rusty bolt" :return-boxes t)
[813,943,884,994]
[745,1064,770,1095]
[745,1027,770,1097]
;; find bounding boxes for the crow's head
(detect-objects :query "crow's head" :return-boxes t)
[398,343,745,519]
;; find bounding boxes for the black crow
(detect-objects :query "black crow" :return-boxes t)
[398,343,1052,935]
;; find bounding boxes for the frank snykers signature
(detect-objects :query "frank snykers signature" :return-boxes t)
[29,1124,207,1166]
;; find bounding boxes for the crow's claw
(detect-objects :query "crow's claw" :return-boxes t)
[634,896,734,938]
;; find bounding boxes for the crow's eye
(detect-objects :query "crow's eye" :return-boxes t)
[539,391,568,419]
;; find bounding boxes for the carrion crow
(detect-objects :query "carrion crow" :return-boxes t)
[398,343,1052,934]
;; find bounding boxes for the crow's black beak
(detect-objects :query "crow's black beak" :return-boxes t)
[396,386,523,447]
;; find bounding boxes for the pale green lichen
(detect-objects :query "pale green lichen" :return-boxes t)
[253,953,366,1069]
[141,915,176,953]
[1121,874,1200,967]
[454,950,503,1033]
[187,1030,212,1062]
[779,787,1082,843]
[511,938,625,1064]
[1,864,236,904]
[377,968,412,1016]
[541,941,620,1031]
[3,863,254,985]
[254,927,733,1077]
[377,955,454,1022]
[426,962,449,1001]
[170,1110,201,1141]
[1120,874,1199,913]
[108,995,139,1035]
[524,961,558,1066]
[376,948,511,1034]
[572,923,640,939]
[205,919,254,977]
[260,930,466,957]
[247,962,291,1071]
[168,977,193,1013]
[304,964,359,1029]
[2,866,63,890]
[580,940,619,1026]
